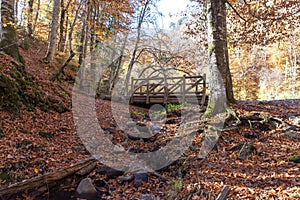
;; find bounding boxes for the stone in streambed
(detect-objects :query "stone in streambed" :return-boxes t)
[76,178,98,200]
[133,171,148,187]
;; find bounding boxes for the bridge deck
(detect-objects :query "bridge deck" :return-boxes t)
[129,75,207,105]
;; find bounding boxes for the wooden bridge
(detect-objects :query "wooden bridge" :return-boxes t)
[129,74,207,105]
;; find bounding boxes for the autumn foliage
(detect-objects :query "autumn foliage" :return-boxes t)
[0,0,300,199]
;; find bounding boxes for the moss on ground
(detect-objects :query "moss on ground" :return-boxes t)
[0,62,69,116]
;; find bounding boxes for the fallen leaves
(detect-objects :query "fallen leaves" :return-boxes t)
[1,46,300,199]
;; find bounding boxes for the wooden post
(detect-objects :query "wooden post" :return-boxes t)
[201,73,206,105]
[146,79,150,104]
[182,75,186,103]
[196,77,199,93]
[163,82,168,104]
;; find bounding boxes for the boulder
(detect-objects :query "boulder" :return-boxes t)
[76,178,98,200]
[134,171,148,187]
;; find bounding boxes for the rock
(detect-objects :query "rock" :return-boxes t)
[189,144,196,151]
[76,178,98,200]
[113,144,125,153]
[126,121,136,128]
[291,116,300,125]
[96,166,124,178]
[289,156,300,163]
[127,132,140,140]
[238,143,256,160]
[128,131,152,140]
[140,193,156,200]
[137,125,149,132]
[90,141,100,149]
[118,174,134,183]
[107,127,114,134]
[134,171,148,187]
[152,123,162,133]
[284,131,299,140]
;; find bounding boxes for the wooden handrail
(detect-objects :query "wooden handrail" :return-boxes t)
[132,75,204,81]
[129,74,207,105]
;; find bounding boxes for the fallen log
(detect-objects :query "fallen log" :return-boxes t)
[0,157,98,196]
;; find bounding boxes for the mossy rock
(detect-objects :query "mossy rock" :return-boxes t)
[0,63,69,115]
[288,156,300,163]
[0,73,22,114]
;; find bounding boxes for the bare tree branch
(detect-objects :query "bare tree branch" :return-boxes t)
[226,0,247,23]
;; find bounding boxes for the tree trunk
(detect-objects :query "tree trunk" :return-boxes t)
[68,0,83,54]
[78,3,90,89]
[0,0,23,62]
[45,0,60,65]
[203,0,235,117]
[27,0,34,37]
[32,0,40,35]
[123,0,151,95]
[58,0,66,52]
[78,18,87,67]
[58,0,70,52]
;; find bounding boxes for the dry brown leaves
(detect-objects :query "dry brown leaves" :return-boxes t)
[1,46,300,199]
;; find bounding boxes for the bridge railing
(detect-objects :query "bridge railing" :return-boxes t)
[129,74,206,105]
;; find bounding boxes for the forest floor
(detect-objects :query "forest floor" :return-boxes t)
[0,42,300,199]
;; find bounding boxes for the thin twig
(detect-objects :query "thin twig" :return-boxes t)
[226,1,247,22]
